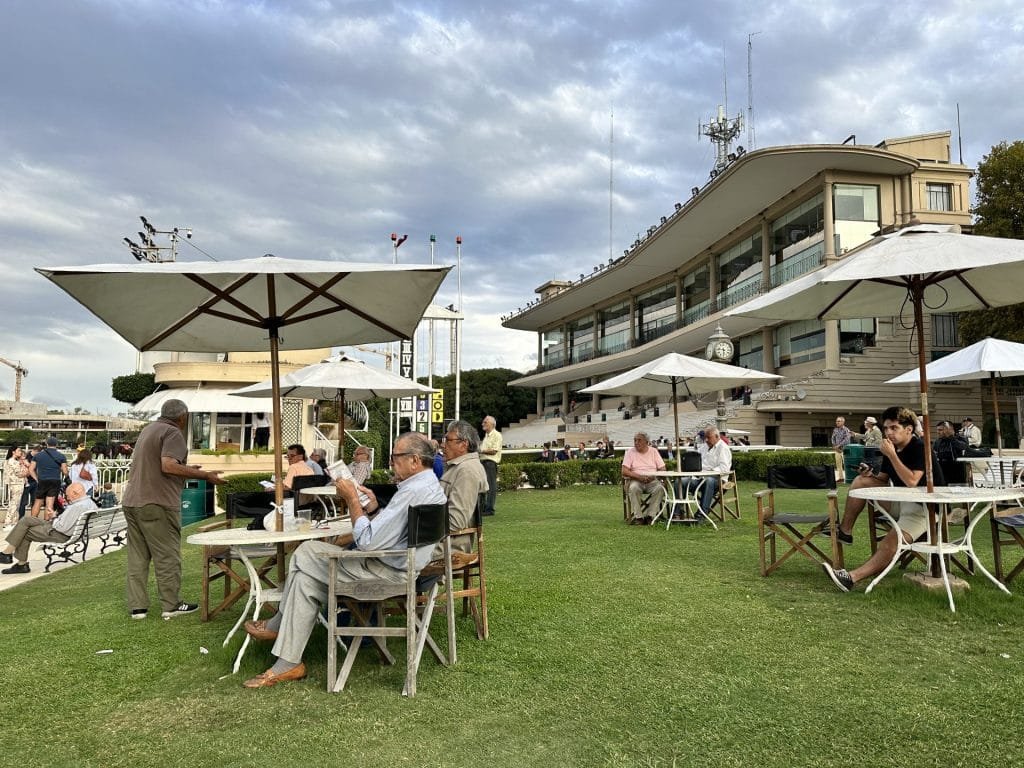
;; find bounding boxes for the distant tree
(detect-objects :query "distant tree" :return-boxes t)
[958,140,1024,345]
[0,428,37,447]
[111,372,157,405]
[426,368,535,431]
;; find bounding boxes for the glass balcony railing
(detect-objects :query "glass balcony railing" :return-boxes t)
[683,300,710,326]
[770,241,824,287]
[717,274,764,310]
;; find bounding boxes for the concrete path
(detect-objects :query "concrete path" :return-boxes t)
[0,522,125,593]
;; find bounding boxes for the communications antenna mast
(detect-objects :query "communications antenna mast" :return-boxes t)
[700,104,743,175]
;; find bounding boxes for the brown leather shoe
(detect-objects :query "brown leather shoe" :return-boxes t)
[244,619,278,641]
[242,662,307,688]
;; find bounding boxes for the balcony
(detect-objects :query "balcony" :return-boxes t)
[770,240,824,288]
[716,274,764,311]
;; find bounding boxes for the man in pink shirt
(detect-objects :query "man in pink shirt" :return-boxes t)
[621,431,666,525]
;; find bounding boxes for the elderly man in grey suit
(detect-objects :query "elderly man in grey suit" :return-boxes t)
[240,431,446,688]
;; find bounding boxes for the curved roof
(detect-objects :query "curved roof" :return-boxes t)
[503,144,918,331]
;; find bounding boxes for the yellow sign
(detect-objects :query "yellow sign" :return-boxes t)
[431,389,444,423]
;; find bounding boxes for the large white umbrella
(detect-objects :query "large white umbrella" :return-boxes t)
[727,224,1024,490]
[886,336,1024,455]
[36,255,450,530]
[232,353,436,457]
[134,385,275,416]
[579,352,781,464]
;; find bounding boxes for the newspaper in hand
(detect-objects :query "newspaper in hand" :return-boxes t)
[328,460,371,510]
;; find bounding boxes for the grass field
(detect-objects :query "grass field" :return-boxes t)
[3,482,1023,767]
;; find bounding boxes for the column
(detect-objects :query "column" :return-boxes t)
[761,327,775,374]
[822,177,840,370]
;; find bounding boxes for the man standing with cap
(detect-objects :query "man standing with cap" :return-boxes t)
[28,437,67,520]
[856,416,883,447]
[122,399,225,620]
[479,416,502,516]
[960,417,982,448]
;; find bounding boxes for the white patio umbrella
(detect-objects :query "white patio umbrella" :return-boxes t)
[886,336,1024,455]
[726,224,1024,490]
[36,255,450,530]
[579,352,781,464]
[232,353,436,457]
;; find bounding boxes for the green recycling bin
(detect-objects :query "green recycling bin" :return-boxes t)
[181,479,208,526]
[843,443,865,484]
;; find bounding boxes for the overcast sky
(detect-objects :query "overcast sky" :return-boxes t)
[1,0,1022,412]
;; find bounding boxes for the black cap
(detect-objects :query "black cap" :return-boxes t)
[46,437,58,447]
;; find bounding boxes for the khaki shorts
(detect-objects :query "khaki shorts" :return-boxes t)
[892,501,929,541]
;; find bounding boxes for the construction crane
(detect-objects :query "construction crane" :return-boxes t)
[0,356,28,401]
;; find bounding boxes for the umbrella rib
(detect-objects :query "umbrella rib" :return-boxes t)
[282,272,408,339]
[142,273,262,350]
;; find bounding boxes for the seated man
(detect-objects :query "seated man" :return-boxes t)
[684,427,731,518]
[823,406,929,592]
[240,432,446,688]
[282,444,315,490]
[0,482,97,574]
[346,445,373,485]
[438,420,489,554]
[621,431,666,525]
[308,449,329,474]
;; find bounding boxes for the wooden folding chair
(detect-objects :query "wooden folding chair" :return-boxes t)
[621,478,666,523]
[714,469,741,520]
[755,465,844,576]
[322,503,448,697]
[991,509,1024,585]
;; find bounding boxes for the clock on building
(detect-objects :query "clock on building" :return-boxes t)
[705,325,734,361]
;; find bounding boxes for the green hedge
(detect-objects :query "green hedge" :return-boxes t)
[731,449,833,481]
[215,472,272,509]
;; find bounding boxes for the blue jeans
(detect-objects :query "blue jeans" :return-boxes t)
[683,476,719,515]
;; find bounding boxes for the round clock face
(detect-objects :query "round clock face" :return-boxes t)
[714,340,734,360]
[706,341,716,360]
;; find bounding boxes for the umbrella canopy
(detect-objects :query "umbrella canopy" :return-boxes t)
[37,255,450,528]
[134,385,274,416]
[726,224,1024,489]
[579,352,780,463]
[886,336,1024,454]
[232,354,436,456]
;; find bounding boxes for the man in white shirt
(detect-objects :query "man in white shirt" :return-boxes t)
[685,427,732,518]
[960,417,982,448]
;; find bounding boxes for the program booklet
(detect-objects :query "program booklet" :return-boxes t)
[328,460,371,510]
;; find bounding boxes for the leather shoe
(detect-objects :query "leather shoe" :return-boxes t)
[244,619,278,641]
[243,662,307,689]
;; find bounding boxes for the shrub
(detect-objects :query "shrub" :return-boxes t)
[497,462,523,492]
[731,449,834,481]
[215,471,272,509]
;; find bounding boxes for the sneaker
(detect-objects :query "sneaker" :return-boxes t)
[821,525,853,545]
[1,562,29,575]
[161,602,199,619]
[822,563,854,593]
[0,552,12,564]
[130,609,148,620]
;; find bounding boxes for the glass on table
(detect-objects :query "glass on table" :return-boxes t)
[295,508,312,532]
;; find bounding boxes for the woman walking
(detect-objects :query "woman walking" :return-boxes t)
[70,449,99,499]
[4,447,27,527]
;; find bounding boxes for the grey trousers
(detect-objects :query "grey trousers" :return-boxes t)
[627,479,666,519]
[5,515,69,562]
[124,504,182,613]
[482,461,498,514]
[271,540,405,664]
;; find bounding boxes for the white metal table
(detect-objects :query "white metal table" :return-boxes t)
[849,485,1022,611]
[296,484,342,517]
[957,456,1024,488]
[187,520,353,673]
[650,470,723,529]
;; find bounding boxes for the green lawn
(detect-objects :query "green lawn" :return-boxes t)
[4,483,1023,767]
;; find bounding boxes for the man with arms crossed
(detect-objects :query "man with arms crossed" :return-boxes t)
[240,432,446,688]
[622,431,666,525]
[123,399,225,619]
[479,416,502,516]
[823,406,928,592]
[439,420,489,553]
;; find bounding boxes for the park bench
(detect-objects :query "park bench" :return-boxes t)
[40,505,125,572]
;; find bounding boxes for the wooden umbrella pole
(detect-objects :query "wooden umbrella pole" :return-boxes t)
[991,373,1003,457]
[672,378,682,467]
[913,285,935,494]
[337,387,346,460]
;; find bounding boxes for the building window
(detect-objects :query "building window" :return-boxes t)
[598,300,630,355]
[541,328,564,369]
[567,316,594,364]
[834,184,880,222]
[932,313,959,348]
[770,194,824,259]
[839,318,876,354]
[635,282,677,343]
[717,234,763,309]
[775,319,825,367]
[926,183,953,212]
[738,333,764,370]
[682,264,710,325]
